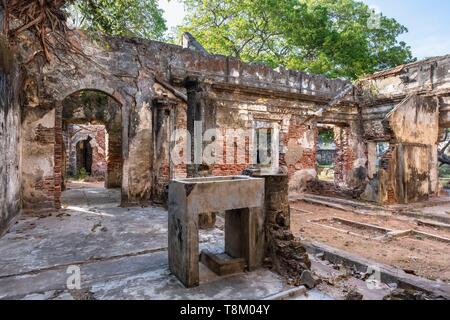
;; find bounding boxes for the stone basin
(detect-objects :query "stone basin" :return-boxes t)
[176,175,251,183]
[169,175,264,214]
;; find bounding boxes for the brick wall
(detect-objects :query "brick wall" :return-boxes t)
[91,128,107,176]
[280,118,318,177]
[106,127,122,188]
[211,129,251,176]
[334,126,356,186]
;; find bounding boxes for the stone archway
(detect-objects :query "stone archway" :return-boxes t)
[55,89,124,208]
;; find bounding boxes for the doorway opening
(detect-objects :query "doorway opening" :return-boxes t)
[316,125,337,182]
[76,136,93,176]
[57,90,123,207]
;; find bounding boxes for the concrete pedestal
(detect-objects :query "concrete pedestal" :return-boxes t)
[168,176,265,287]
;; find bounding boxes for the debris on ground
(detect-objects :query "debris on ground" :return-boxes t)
[345,289,363,300]
[69,288,96,300]
[383,289,445,300]
[300,270,316,289]
[291,200,450,282]
[91,222,105,233]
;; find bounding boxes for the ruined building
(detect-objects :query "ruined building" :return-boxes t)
[1,10,450,239]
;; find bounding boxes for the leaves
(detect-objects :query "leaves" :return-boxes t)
[319,128,335,145]
[179,0,415,79]
[67,0,167,40]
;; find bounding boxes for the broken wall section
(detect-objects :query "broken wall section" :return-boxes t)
[359,55,450,137]
[359,56,449,204]
[362,95,440,204]
[249,172,311,286]
[0,34,22,236]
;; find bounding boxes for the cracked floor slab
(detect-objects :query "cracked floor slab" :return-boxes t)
[0,185,311,300]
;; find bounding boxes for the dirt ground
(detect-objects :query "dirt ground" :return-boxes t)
[290,201,450,282]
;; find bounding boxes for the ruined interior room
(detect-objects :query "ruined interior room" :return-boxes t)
[0,1,449,302]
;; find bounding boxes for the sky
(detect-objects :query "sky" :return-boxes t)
[158,0,450,60]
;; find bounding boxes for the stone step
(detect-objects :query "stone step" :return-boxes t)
[200,250,246,276]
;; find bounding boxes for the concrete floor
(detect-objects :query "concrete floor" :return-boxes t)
[0,182,311,300]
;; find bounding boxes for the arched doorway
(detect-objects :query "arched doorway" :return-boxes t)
[56,89,123,207]
[75,137,93,175]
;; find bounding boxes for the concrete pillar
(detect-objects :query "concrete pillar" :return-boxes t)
[168,176,264,287]
[168,182,200,288]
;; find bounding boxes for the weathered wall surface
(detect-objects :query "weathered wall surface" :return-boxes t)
[382,95,439,203]
[15,31,152,207]
[0,35,22,235]
[388,95,440,146]
[12,29,355,209]
[11,24,448,209]
[358,56,450,204]
[359,55,450,138]
[360,76,443,204]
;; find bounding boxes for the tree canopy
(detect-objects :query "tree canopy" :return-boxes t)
[2,0,414,77]
[66,0,167,40]
[179,0,415,79]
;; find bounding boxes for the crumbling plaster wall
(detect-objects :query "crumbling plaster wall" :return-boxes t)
[190,84,365,192]
[211,89,321,177]
[359,55,450,204]
[16,31,155,208]
[11,23,449,210]
[380,95,440,204]
[0,34,22,235]
[13,28,377,210]
[359,55,450,133]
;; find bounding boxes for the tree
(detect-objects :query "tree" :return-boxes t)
[179,0,415,79]
[319,128,335,145]
[66,0,167,40]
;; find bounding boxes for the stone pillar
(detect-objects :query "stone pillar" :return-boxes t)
[185,76,202,177]
[125,98,152,205]
[185,77,216,228]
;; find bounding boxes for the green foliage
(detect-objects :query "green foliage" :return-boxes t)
[319,129,335,144]
[66,0,167,40]
[439,164,450,178]
[78,167,88,180]
[78,91,109,107]
[179,0,415,79]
